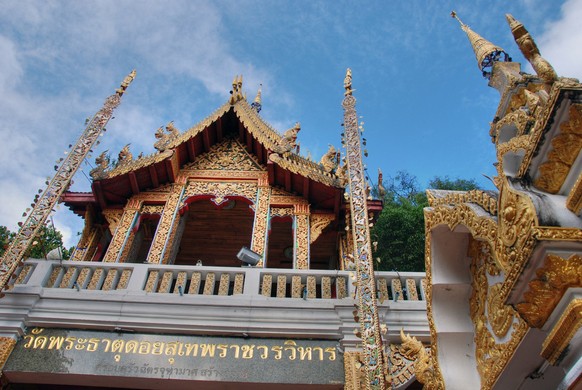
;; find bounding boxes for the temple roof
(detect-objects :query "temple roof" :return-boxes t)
[63,88,347,214]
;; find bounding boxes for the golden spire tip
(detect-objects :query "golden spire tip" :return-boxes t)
[450,10,465,27]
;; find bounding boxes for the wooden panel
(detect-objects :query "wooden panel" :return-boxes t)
[174,199,254,267]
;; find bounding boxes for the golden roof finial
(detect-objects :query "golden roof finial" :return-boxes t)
[451,11,510,78]
[254,84,262,104]
[116,69,136,96]
[344,68,353,96]
[505,14,557,84]
[251,84,262,113]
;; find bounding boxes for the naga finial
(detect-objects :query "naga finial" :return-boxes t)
[118,144,133,164]
[344,68,353,96]
[116,69,136,96]
[451,11,510,79]
[229,74,245,105]
[506,14,557,84]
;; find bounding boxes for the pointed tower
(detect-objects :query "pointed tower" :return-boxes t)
[451,11,522,93]
[451,11,511,79]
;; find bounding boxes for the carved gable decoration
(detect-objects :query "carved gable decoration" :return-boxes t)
[186,138,264,172]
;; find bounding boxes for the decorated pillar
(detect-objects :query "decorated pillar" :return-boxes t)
[342,69,388,389]
[0,71,135,293]
[251,173,270,267]
[0,336,16,377]
[71,205,102,261]
[293,204,310,269]
[102,198,142,263]
[146,176,188,264]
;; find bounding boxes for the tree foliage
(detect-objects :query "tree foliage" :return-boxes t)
[0,224,72,260]
[371,171,479,272]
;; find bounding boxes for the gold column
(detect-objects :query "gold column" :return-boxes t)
[0,336,16,377]
[146,177,187,264]
[72,205,97,261]
[102,198,142,263]
[294,203,310,269]
[251,174,270,267]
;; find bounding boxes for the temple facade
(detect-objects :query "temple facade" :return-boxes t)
[0,11,580,390]
[0,74,427,388]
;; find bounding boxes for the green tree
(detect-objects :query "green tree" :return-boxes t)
[0,224,72,260]
[371,172,479,272]
[0,226,15,257]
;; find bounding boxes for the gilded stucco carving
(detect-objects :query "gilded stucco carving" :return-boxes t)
[541,298,582,364]
[141,204,164,215]
[468,240,528,389]
[566,173,582,214]
[185,138,264,172]
[270,207,293,218]
[310,214,335,244]
[424,195,534,388]
[516,253,582,328]
[0,336,16,372]
[399,330,443,390]
[533,227,582,241]
[183,180,257,206]
[487,283,514,338]
[534,104,582,193]
[516,80,581,179]
[426,189,498,216]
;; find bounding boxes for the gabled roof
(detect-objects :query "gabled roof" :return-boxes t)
[64,96,346,213]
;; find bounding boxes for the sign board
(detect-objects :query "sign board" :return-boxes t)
[4,328,344,386]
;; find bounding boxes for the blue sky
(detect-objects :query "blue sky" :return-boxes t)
[0,0,581,246]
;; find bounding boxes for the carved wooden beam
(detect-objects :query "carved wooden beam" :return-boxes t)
[285,170,292,193]
[92,181,108,211]
[202,127,211,152]
[216,116,223,142]
[267,159,276,186]
[149,165,159,188]
[128,171,140,195]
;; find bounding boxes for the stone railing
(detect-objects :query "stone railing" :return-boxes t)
[8,260,426,302]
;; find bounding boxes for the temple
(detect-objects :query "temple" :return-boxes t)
[0,11,580,390]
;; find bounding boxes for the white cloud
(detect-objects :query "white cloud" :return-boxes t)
[0,2,278,247]
[538,0,582,80]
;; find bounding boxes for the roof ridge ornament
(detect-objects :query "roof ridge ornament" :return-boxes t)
[229,74,245,105]
[451,11,511,79]
[344,68,353,96]
[251,84,262,113]
[505,14,557,85]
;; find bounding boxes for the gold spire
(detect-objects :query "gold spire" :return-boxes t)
[254,84,262,105]
[505,13,557,84]
[451,11,510,78]
[251,84,262,113]
[116,69,136,96]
